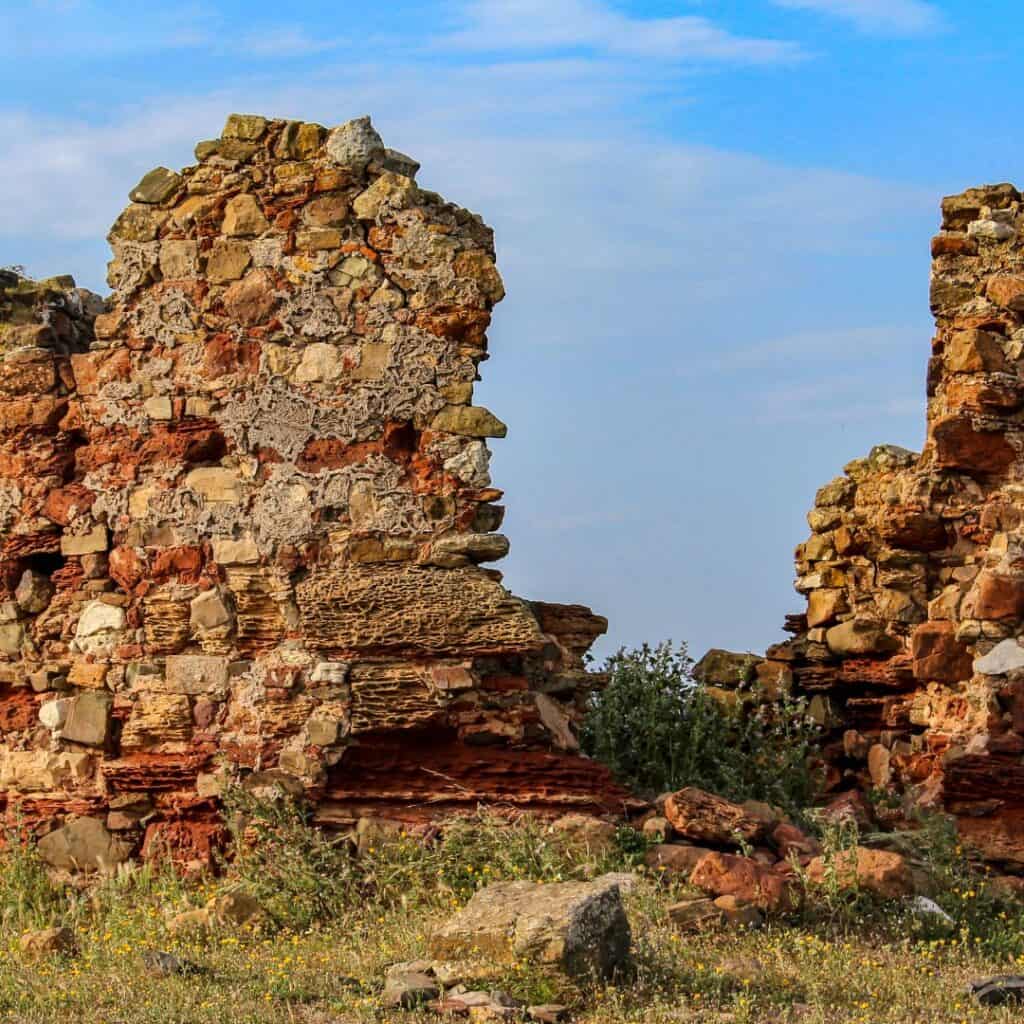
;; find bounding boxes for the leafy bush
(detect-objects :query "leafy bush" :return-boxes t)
[580,641,821,818]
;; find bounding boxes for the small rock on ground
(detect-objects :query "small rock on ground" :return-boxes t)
[142,950,207,977]
[19,927,75,958]
[382,966,440,1009]
[970,975,1024,1006]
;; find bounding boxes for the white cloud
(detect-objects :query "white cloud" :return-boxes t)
[442,0,806,63]
[772,0,944,35]
[3,0,806,68]
[0,57,931,296]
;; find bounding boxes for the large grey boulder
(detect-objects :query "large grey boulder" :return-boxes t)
[429,875,631,980]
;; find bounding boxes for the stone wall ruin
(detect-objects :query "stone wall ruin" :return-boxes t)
[0,113,624,871]
[704,183,1024,870]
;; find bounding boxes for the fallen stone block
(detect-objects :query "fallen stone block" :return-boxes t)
[689,852,794,912]
[805,846,916,899]
[664,787,767,845]
[429,875,631,980]
[970,976,1024,1007]
[666,897,724,932]
[19,927,76,959]
[37,817,131,873]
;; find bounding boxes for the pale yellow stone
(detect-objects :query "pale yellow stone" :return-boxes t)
[129,483,158,518]
[440,382,473,405]
[263,343,294,375]
[351,343,391,381]
[159,239,198,279]
[352,172,420,220]
[60,524,108,556]
[348,480,376,529]
[340,254,372,278]
[212,536,260,564]
[185,467,242,503]
[0,749,92,793]
[294,343,343,383]
[431,405,508,438]
[144,396,173,420]
[295,229,342,251]
[196,772,223,798]
[170,194,219,229]
[222,194,269,237]
[868,744,892,787]
[190,590,232,631]
[206,240,252,283]
[185,397,214,417]
[165,655,230,695]
[0,623,24,655]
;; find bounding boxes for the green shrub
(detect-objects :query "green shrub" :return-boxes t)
[580,641,821,818]
[220,785,357,929]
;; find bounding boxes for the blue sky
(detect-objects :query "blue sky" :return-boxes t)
[1,0,1021,660]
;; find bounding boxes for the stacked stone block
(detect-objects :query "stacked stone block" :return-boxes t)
[0,114,621,871]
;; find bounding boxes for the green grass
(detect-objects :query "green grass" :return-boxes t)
[1,807,1023,1024]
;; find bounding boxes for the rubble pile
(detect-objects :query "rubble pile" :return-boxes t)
[0,114,623,870]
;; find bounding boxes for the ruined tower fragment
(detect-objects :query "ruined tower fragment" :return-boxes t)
[766,183,1024,868]
[0,114,623,870]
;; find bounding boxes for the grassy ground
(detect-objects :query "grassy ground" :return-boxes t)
[1,806,1022,1024]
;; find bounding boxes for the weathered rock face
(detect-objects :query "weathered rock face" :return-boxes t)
[763,183,1024,869]
[0,114,623,868]
[429,875,633,980]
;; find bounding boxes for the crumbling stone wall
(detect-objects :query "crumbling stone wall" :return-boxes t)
[0,115,623,871]
[761,183,1024,869]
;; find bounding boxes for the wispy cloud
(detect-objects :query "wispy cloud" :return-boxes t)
[0,59,932,298]
[753,381,924,426]
[693,325,923,373]
[441,0,806,63]
[225,28,348,59]
[1,6,343,61]
[772,0,945,36]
